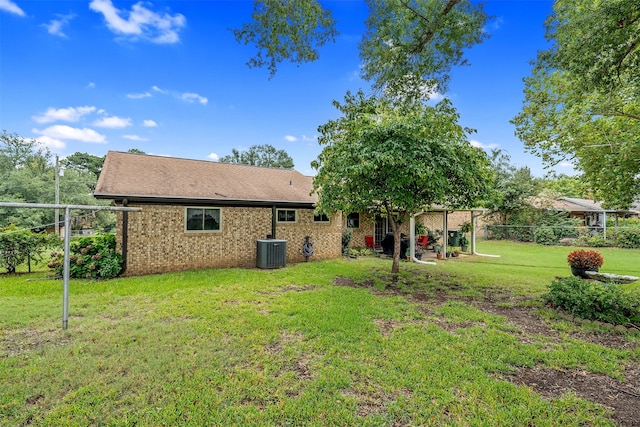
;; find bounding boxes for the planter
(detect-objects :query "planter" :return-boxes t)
[571,266,599,278]
[436,253,443,260]
[461,245,468,253]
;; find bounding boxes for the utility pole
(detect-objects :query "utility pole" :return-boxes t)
[55,155,60,236]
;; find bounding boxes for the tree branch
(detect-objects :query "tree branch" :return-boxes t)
[410,0,461,55]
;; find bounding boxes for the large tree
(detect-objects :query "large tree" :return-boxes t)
[312,92,492,273]
[512,0,640,208]
[234,0,489,100]
[219,144,294,169]
[484,149,540,226]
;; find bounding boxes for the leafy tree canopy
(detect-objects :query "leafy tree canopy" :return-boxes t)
[512,0,640,208]
[484,149,541,225]
[219,144,294,169]
[234,0,489,100]
[62,152,105,179]
[312,92,492,273]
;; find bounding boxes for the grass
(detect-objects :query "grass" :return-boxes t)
[1,240,639,426]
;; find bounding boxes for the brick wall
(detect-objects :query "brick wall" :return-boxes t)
[116,204,342,276]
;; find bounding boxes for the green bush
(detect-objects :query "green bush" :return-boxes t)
[534,226,557,245]
[49,234,122,279]
[615,228,640,249]
[574,234,610,247]
[544,276,640,325]
[341,229,352,255]
[0,225,58,273]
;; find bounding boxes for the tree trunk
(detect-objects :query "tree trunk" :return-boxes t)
[389,213,401,275]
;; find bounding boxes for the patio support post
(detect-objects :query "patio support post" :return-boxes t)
[603,211,607,240]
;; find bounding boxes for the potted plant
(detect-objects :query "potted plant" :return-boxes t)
[436,248,443,259]
[460,221,472,252]
[428,229,443,252]
[460,236,469,253]
[567,249,604,278]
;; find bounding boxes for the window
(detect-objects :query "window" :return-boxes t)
[277,209,296,223]
[314,213,330,222]
[186,207,221,232]
[347,212,360,228]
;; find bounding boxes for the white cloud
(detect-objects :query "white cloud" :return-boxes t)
[43,13,75,38]
[127,91,152,99]
[36,135,66,149]
[87,82,96,89]
[470,139,499,151]
[33,106,96,124]
[284,135,297,142]
[123,134,148,141]
[33,125,106,143]
[93,115,132,128]
[208,152,219,161]
[0,0,25,16]
[559,161,575,168]
[142,119,157,127]
[181,92,208,105]
[89,0,185,44]
[152,85,166,93]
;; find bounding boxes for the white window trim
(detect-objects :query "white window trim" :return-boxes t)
[276,208,297,223]
[184,207,223,233]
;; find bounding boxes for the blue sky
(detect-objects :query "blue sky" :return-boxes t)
[0,0,569,177]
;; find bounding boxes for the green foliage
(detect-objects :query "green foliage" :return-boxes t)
[234,1,489,101]
[360,0,489,100]
[534,226,557,246]
[484,149,541,227]
[233,0,337,77]
[0,132,113,230]
[615,228,640,249]
[544,276,640,325]
[341,229,352,255]
[219,144,294,168]
[0,225,58,273]
[62,152,104,181]
[48,234,122,279]
[512,0,640,208]
[574,234,610,248]
[312,92,492,272]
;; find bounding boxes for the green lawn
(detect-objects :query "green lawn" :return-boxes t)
[1,241,639,426]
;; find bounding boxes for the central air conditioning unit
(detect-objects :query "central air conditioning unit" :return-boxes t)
[256,239,287,269]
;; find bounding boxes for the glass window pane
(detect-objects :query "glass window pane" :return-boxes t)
[186,208,202,230]
[203,209,220,230]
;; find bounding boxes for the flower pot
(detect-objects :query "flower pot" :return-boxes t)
[571,266,598,278]
[436,253,443,260]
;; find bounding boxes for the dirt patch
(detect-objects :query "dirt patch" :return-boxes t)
[504,366,640,427]
[0,328,70,358]
[334,270,640,425]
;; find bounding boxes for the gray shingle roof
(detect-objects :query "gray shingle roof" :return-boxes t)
[94,151,317,206]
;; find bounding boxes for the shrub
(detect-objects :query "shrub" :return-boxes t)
[0,225,58,273]
[49,234,122,279]
[341,229,352,255]
[574,234,610,247]
[534,226,557,245]
[615,228,640,249]
[544,276,640,325]
[567,249,604,270]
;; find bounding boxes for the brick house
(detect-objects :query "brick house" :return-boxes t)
[94,151,343,276]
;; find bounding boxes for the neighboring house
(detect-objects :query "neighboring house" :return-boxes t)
[94,151,342,276]
[549,197,637,228]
